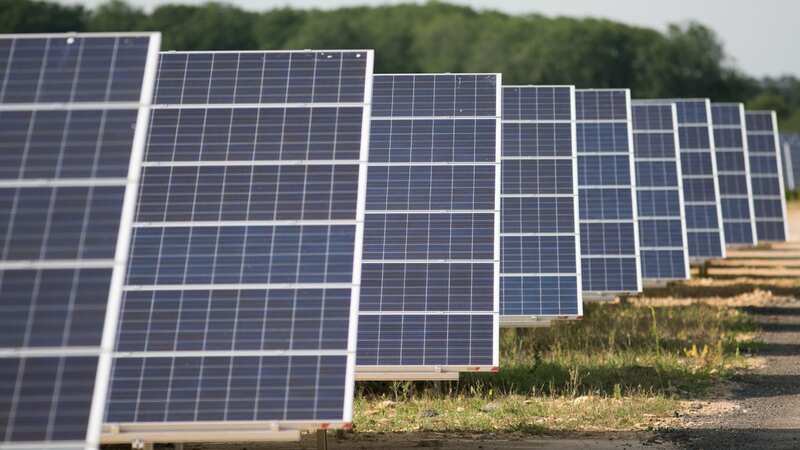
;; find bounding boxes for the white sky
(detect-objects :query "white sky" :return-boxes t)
[57,0,798,77]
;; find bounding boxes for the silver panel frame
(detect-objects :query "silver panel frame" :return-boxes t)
[575,89,643,298]
[630,100,691,283]
[355,73,502,379]
[0,31,163,450]
[747,110,791,241]
[100,49,375,442]
[498,85,583,325]
[643,98,727,263]
[710,102,758,247]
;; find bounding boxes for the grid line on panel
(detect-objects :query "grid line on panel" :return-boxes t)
[575,89,640,293]
[630,101,689,281]
[357,74,499,370]
[196,52,230,422]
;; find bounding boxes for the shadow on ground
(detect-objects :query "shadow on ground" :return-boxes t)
[661,428,800,450]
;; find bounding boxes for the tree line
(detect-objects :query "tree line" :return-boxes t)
[1,0,798,131]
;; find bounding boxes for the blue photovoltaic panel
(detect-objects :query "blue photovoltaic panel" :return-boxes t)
[665,99,726,260]
[710,103,757,246]
[781,133,800,191]
[630,101,690,282]
[0,33,160,450]
[575,89,641,295]
[746,111,789,241]
[357,74,500,374]
[500,86,581,321]
[107,50,373,429]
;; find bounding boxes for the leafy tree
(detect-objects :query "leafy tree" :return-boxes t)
[0,0,796,130]
[148,2,257,51]
[88,0,145,31]
[252,7,306,50]
[0,0,85,33]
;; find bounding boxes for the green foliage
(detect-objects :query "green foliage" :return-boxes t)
[87,0,145,31]
[354,300,757,433]
[0,0,85,33]
[0,0,798,130]
[147,3,258,51]
[359,301,756,400]
[747,93,790,116]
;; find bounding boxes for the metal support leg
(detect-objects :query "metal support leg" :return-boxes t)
[316,429,328,450]
[699,261,709,278]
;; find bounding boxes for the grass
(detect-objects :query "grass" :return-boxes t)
[354,298,760,433]
[354,393,677,433]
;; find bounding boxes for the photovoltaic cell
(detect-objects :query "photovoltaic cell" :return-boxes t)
[710,103,757,246]
[630,101,690,282]
[745,111,789,241]
[575,89,641,295]
[357,74,500,375]
[659,99,726,260]
[107,50,373,431]
[781,133,800,191]
[500,86,581,322]
[0,32,160,450]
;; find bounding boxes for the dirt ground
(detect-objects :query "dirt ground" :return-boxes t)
[145,203,800,450]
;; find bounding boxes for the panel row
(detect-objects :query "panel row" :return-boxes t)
[127,225,356,286]
[0,268,110,348]
[360,263,494,312]
[0,186,124,261]
[357,314,494,366]
[155,51,368,105]
[0,109,138,180]
[372,74,498,118]
[117,288,351,352]
[107,355,347,422]
[363,213,494,260]
[0,36,150,104]
[145,107,364,162]
[137,164,359,222]
[366,165,495,210]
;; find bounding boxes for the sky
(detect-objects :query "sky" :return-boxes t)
[56,0,798,77]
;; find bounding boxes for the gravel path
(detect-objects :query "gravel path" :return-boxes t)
[658,205,800,449]
[660,299,800,449]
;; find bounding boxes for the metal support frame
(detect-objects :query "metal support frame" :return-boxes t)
[499,316,582,328]
[102,422,307,445]
[316,429,328,450]
[355,371,460,381]
[697,260,711,278]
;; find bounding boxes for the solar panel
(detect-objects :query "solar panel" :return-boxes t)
[745,111,789,241]
[656,99,726,261]
[630,101,690,283]
[105,50,374,439]
[500,85,581,324]
[711,103,758,246]
[574,89,641,296]
[0,32,160,450]
[356,74,500,378]
[780,133,800,191]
